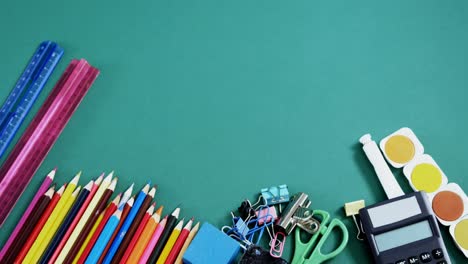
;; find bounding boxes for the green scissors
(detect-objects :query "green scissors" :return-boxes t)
[291,210,349,264]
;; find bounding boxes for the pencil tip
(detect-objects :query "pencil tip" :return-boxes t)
[172,208,180,217]
[84,180,94,190]
[142,184,150,193]
[72,186,81,196]
[109,178,117,190]
[57,185,66,194]
[71,173,80,184]
[48,169,56,180]
[149,187,156,197]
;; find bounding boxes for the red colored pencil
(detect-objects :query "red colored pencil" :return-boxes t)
[14,185,64,263]
[77,194,121,264]
[119,202,156,264]
[164,218,193,264]
[48,174,103,263]
[97,197,134,264]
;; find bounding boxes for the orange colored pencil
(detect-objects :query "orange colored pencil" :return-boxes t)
[120,203,155,263]
[127,206,163,264]
[97,197,134,264]
[48,174,103,264]
[77,194,121,264]
[14,185,64,264]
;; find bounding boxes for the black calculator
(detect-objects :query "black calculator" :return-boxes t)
[359,192,451,264]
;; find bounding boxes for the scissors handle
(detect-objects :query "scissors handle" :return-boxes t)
[306,218,349,264]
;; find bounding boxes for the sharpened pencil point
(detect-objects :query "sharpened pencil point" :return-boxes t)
[103,172,113,183]
[109,178,117,190]
[45,187,55,197]
[149,187,156,197]
[47,169,56,181]
[84,180,94,190]
[70,172,81,185]
[127,197,135,206]
[95,174,104,185]
[172,208,180,218]
[155,205,164,216]
[72,186,81,196]
[57,184,66,195]
[147,204,155,214]
[142,184,150,193]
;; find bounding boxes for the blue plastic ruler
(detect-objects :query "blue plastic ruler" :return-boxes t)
[0,41,63,159]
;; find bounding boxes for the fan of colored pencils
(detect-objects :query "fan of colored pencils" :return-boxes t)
[0,169,200,264]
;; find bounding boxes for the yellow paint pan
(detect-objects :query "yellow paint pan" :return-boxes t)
[380,127,424,168]
[403,154,448,194]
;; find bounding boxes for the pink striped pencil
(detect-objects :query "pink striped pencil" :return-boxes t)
[0,169,55,262]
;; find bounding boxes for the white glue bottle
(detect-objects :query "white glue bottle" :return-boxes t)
[360,134,404,199]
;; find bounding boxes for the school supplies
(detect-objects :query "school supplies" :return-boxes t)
[112,187,155,263]
[148,208,181,263]
[55,173,113,263]
[0,59,99,226]
[364,128,468,258]
[120,203,155,264]
[183,222,240,264]
[99,197,134,263]
[86,209,122,264]
[1,186,54,263]
[104,184,149,263]
[63,177,117,263]
[157,218,185,264]
[344,200,366,241]
[78,194,121,264]
[49,174,104,263]
[359,134,404,199]
[165,218,193,264]
[0,169,55,262]
[23,174,80,263]
[39,180,93,264]
[174,222,199,264]
[359,192,450,264]
[128,208,161,264]
[0,41,63,160]
[15,185,64,263]
[140,217,167,264]
[291,210,348,264]
[260,185,290,206]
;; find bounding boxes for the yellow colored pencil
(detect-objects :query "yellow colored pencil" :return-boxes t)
[55,172,113,263]
[174,222,200,264]
[23,173,80,264]
[72,211,104,263]
[156,219,184,264]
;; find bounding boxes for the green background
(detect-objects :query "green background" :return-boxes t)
[1,0,467,263]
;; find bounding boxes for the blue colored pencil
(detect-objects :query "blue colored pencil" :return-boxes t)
[38,180,93,263]
[102,184,149,264]
[85,209,122,264]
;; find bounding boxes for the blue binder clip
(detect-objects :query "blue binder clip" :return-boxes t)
[261,185,290,205]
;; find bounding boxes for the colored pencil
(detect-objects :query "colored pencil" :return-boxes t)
[113,187,156,264]
[147,208,180,264]
[23,173,80,263]
[128,206,162,264]
[49,174,103,264]
[14,185,64,263]
[156,218,184,264]
[85,209,122,264]
[139,217,167,264]
[165,218,193,264]
[64,177,117,263]
[39,180,93,264]
[174,222,199,264]
[77,194,121,264]
[119,202,156,264]
[103,184,150,264]
[119,183,134,208]
[54,172,113,263]
[0,169,55,262]
[98,197,134,264]
[2,186,54,263]
[74,211,104,264]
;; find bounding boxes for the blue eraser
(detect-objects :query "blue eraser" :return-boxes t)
[183,222,240,264]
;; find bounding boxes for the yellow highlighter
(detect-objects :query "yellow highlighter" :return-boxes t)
[23,173,81,264]
[72,211,104,264]
[156,219,184,264]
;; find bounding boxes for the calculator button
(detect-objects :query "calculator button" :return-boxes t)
[407,256,419,264]
[436,261,447,264]
[395,260,407,264]
[419,252,432,263]
[432,248,444,259]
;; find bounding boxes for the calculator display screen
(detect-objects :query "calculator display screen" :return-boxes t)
[374,220,433,252]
